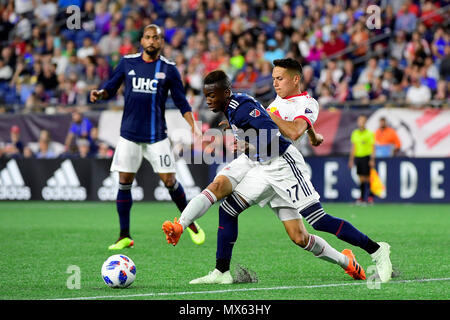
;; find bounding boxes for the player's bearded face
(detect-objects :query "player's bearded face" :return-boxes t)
[141,29,162,56]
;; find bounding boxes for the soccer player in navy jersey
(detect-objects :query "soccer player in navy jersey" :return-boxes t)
[90,24,205,249]
[163,70,366,283]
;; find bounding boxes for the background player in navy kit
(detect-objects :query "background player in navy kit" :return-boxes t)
[90,24,205,249]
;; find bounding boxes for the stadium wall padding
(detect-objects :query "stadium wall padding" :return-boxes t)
[0,157,448,203]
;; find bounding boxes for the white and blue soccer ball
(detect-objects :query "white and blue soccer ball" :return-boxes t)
[101,254,136,288]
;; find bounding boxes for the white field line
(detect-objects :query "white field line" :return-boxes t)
[51,277,450,300]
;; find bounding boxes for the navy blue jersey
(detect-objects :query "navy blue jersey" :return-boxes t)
[101,53,192,143]
[225,93,291,162]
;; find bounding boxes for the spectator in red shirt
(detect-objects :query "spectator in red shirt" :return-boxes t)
[324,30,346,59]
[232,63,259,95]
[118,35,134,56]
[218,14,232,36]
[204,47,224,75]
[404,0,420,17]
[421,1,444,28]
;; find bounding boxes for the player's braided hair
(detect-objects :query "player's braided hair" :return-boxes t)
[203,70,231,90]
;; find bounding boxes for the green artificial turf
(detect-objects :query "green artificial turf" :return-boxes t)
[1,201,449,301]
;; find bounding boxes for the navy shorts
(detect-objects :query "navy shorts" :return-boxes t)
[355,156,371,176]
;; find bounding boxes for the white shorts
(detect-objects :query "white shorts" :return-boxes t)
[232,145,320,213]
[110,136,176,173]
[216,154,257,189]
[270,207,303,221]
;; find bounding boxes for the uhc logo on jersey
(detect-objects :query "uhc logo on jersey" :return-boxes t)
[132,77,158,94]
[249,109,261,117]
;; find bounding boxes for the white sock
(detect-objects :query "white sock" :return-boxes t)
[178,189,217,230]
[305,234,349,268]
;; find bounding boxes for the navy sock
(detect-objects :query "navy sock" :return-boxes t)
[216,194,248,272]
[301,202,379,255]
[117,183,133,238]
[364,182,371,201]
[360,182,367,201]
[168,181,187,212]
[216,207,238,272]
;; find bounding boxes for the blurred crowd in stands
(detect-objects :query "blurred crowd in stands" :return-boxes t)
[0,0,449,159]
[0,110,115,159]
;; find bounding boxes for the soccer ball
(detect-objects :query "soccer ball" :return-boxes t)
[101,254,136,288]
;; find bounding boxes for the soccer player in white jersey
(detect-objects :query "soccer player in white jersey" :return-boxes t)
[163,70,367,284]
[265,58,392,283]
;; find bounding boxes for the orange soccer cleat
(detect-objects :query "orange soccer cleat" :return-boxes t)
[162,217,184,246]
[342,249,366,280]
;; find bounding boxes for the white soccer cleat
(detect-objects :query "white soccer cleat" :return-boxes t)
[189,269,233,285]
[371,242,393,283]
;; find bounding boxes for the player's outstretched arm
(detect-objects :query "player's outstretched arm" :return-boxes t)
[307,125,324,147]
[182,111,202,140]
